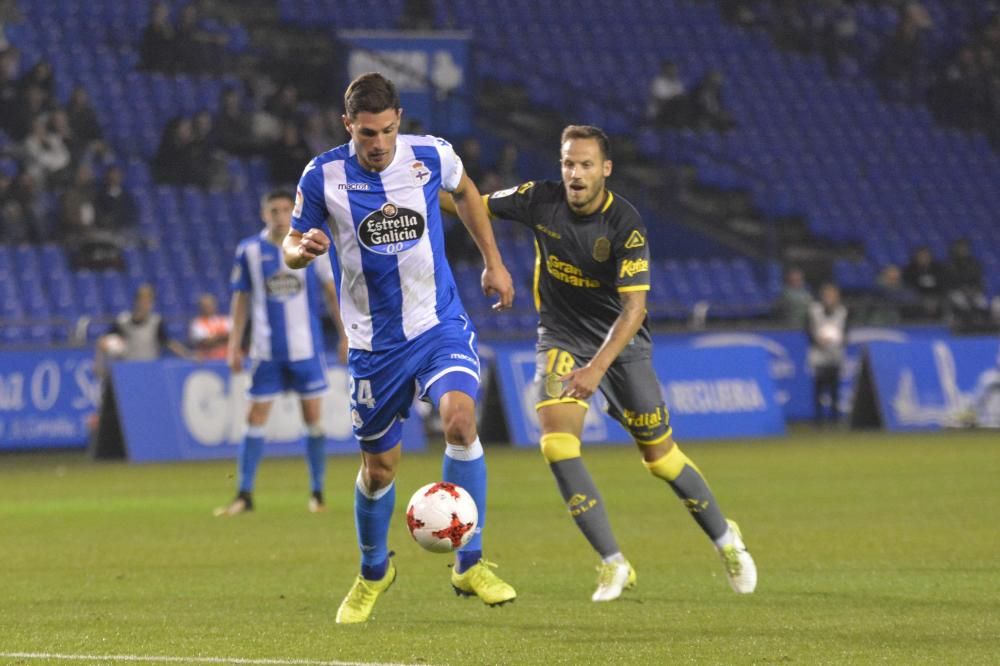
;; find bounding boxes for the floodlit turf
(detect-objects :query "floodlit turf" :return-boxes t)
[1,430,999,665]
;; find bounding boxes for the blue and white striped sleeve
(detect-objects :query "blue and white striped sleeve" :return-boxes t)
[291,160,327,234]
[434,137,464,192]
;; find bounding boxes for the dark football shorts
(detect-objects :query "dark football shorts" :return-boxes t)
[533,345,672,445]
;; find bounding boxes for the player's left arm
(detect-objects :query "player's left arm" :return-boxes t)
[559,290,647,400]
[451,171,514,311]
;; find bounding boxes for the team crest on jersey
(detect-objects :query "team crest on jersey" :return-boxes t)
[624,230,646,249]
[593,237,611,262]
[357,203,426,255]
[293,188,304,218]
[265,273,303,300]
[410,161,431,187]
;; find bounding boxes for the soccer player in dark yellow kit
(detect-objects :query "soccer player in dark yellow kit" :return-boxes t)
[444,125,757,601]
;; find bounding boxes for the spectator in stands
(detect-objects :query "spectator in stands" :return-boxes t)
[0,169,28,242]
[59,163,126,270]
[174,3,230,74]
[0,46,20,134]
[58,163,97,239]
[215,86,258,157]
[23,115,71,186]
[66,87,103,148]
[494,142,522,188]
[720,0,756,26]
[154,116,222,187]
[819,0,859,77]
[775,266,812,327]
[153,117,193,184]
[689,70,735,131]
[266,121,311,186]
[943,238,992,330]
[17,60,55,108]
[771,0,811,53]
[459,137,486,184]
[868,263,920,325]
[876,1,933,100]
[807,282,849,426]
[5,169,42,242]
[399,0,435,30]
[47,108,82,162]
[264,83,303,127]
[189,293,230,361]
[929,47,984,128]
[903,245,945,319]
[79,138,119,175]
[647,60,688,128]
[95,165,138,235]
[139,2,178,72]
[301,110,335,157]
[96,284,191,375]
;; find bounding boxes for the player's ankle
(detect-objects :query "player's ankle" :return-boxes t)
[455,549,482,574]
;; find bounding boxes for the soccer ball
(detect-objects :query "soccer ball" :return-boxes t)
[405,482,478,554]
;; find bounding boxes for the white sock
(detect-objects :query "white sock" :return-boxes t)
[713,526,737,549]
[355,470,394,500]
[444,437,484,461]
[602,552,627,564]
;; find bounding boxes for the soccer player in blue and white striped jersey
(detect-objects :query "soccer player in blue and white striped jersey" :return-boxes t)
[284,73,517,623]
[215,189,348,518]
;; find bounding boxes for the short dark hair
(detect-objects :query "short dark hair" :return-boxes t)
[560,125,611,160]
[262,189,295,206]
[344,72,400,119]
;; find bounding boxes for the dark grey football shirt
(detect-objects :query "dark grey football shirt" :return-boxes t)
[485,180,652,362]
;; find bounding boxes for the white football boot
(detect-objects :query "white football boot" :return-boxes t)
[591,560,636,602]
[718,519,757,594]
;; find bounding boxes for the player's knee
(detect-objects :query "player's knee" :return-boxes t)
[364,457,397,487]
[642,439,693,481]
[441,408,476,446]
[539,432,581,463]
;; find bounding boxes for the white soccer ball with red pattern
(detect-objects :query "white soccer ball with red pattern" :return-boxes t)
[405,482,478,554]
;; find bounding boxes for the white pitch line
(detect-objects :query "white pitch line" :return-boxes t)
[0,653,429,666]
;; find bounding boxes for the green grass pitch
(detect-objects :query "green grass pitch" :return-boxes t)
[1,430,998,665]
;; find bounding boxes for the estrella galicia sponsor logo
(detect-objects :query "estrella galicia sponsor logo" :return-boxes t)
[338,182,370,190]
[265,272,303,300]
[357,203,426,255]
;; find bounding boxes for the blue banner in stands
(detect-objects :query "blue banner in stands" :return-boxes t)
[491,342,785,446]
[0,349,99,450]
[339,30,472,135]
[660,325,949,421]
[863,337,1000,431]
[110,358,426,462]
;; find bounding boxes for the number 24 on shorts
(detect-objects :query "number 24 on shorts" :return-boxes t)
[350,377,376,408]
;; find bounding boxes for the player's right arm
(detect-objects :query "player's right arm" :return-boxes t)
[284,161,330,269]
[283,228,330,269]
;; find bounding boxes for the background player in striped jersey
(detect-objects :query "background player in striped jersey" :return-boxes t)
[214,189,348,517]
[283,73,517,623]
[443,125,757,601]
